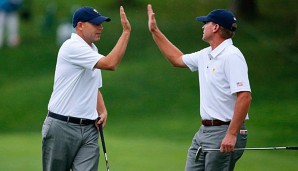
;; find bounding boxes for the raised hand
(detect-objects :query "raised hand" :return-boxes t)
[147,4,158,32]
[120,6,131,33]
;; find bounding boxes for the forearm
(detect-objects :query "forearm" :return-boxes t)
[95,6,131,71]
[95,31,130,70]
[105,31,131,69]
[97,91,107,116]
[220,92,251,152]
[228,92,252,135]
[151,29,185,67]
[96,90,108,128]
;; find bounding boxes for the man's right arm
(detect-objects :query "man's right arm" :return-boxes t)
[148,4,186,68]
[95,6,131,71]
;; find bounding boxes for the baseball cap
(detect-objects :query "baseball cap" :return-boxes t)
[196,9,237,31]
[72,6,111,28]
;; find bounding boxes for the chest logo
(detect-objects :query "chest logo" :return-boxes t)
[211,67,216,73]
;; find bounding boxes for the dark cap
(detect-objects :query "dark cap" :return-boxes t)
[196,9,237,31]
[72,6,111,28]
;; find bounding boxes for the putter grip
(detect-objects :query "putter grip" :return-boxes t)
[99,124,107,152]
[286,146,298,150]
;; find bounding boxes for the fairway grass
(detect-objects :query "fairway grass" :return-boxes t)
[0,133,297,171]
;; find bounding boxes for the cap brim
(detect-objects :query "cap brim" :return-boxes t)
[196,16,209,23]
[89,16,111,25]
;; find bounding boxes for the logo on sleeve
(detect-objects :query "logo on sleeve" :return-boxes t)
[237,82,244,87]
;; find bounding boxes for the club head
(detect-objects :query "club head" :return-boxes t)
[195,146,202,161]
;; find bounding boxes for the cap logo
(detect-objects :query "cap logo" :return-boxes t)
[72,6,111,28]
[93,9,99,14]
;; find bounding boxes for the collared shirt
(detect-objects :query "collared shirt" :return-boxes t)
[48,33,104,120]
[182,39,251,121]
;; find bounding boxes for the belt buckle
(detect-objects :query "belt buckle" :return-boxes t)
[80,119,84,125]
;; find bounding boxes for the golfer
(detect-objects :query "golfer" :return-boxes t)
[148,4,252,171]
[42,6,131,171]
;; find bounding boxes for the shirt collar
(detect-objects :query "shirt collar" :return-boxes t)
[71,33,81,40]
[209,39,233,59]
[71,33,88,45]
[71,33,97,50]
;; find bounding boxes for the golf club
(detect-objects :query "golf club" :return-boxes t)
[99,124,110,171]
[195,146,298,161]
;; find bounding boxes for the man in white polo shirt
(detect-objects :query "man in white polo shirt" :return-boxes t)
[148,4,252,171]
[42,6,131,171]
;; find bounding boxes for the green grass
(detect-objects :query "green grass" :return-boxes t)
[0,133,297,171]
[0,133,42,171]
[0,0,297,170]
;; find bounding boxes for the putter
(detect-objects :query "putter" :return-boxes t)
[195,146,298,161]
[99,124,110,171]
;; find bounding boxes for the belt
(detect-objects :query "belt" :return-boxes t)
[48,111,96,125]
[202,120,230,126]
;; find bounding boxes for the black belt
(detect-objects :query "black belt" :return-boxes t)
[48,111,96,125]
[202,120,230,126]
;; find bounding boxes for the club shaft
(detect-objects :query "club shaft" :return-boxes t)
[195,146,297,162]
[104,153,110,171]
[99,124,110,171]
[204,147,293,152]
[99,125,107,153]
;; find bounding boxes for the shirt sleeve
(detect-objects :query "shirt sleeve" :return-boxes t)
[98,69,103,88]
[225,53,251,94]
[182,51,201,72]
[64,43,104,70]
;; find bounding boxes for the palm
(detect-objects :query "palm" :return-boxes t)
[120,6,131,32]
[147,4,157,32]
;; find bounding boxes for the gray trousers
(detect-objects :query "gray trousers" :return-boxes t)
[185,124,248,171]
[42,116,99,171]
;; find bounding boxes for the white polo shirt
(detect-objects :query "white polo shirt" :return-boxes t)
[48,33,104,120]
[182,39,251,121]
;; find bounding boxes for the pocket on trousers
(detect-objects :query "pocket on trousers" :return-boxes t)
[42,117,53,139]
[239,129,248,140]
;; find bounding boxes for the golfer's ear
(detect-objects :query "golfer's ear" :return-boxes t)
[76,22,84,30]
[213,24,220,32]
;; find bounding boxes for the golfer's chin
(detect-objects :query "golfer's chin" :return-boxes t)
[94,37,101,42]
[202,36,208,43]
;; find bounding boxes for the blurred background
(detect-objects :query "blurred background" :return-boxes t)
[0,0,297,170]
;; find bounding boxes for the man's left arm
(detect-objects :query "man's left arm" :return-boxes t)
[220,91,252,152]
[96,90,108,128]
